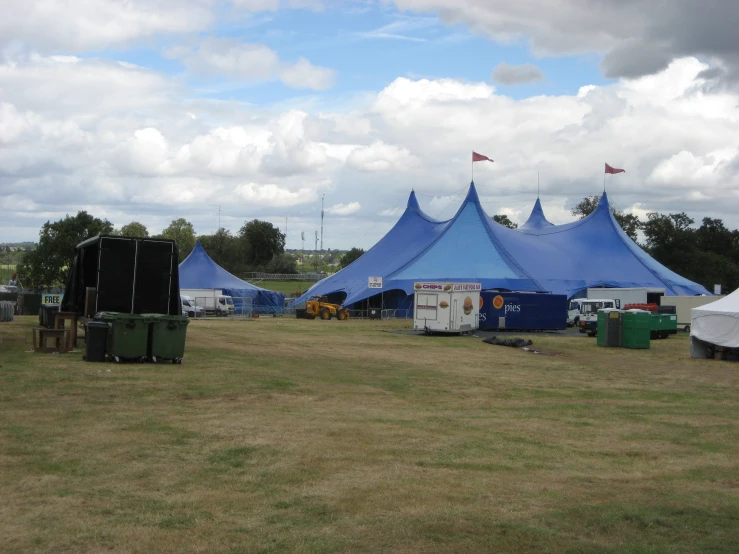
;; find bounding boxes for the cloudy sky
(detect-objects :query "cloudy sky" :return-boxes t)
[1,0,738,250]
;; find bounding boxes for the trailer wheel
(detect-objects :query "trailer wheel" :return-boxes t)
[684,324,690,333]
[320,307,331,320]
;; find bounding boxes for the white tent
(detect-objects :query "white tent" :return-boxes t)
[690,289,739,358]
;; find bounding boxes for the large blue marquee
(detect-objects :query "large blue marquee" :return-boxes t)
[291,182,709,309]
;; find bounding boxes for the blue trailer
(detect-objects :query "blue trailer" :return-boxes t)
[480,291,567,331]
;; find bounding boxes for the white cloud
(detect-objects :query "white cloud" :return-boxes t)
[390,1,739,87]
[175,39,280,81]
[0,0,214,52]
[171,37,335,90]
[325,202,361,215]
[379,207,403,217]
[347,142,415,172]
[116,128,173,176]
[234,183,317,206]
[2,54,739,249]
[279,57,335,90]
[491,62,544,85]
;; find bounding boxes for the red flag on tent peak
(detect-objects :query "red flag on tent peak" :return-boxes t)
[473,151,493,163]
[605,163,625,174]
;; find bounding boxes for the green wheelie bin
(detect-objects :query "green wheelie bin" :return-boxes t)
[142,314,189,364]
[94,312,149,362]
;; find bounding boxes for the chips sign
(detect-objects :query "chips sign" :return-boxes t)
[368,276,383,289]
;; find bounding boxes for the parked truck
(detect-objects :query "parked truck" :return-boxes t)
[586,287,665,307]
[180,289,234,316]
[567,297,587,327]
[660,295,721,332]
[579,298,620,336]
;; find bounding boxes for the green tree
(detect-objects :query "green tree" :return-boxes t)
[17,211,114,290]
[492,215,518,229]
[642,212,695,254]
[119,221,149,238]
[198,229,244,274]
[572,195,641,242]
[266,252,298,274]
[640,212,702,286]
[239,220,285,268]
[162,218,196,262]
[340,247,365,268]
[695,217,735,256]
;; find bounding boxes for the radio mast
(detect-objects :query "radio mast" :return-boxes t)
[320,194,324,251]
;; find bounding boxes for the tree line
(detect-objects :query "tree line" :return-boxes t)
[570,196,739,294]
[16,213,292,290]
[13,197,739,294]
[15,213,368,291]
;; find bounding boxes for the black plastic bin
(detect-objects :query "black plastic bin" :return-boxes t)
[85,321,109,362]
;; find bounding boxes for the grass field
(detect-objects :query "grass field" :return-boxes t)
[0,263,16,284]
[246,279,317,296]
[1,316,738,553]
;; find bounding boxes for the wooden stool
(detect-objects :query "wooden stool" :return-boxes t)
[55,312,78,350]
[33,328,70,353]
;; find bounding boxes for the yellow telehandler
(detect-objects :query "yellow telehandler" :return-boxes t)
[301,296,350,320]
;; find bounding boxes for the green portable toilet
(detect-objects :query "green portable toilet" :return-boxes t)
[598,309,623,347]
[622,309,651,349]
[94,312,149,362]
[142,314,189,364]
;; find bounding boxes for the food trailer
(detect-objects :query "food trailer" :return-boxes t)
[413,282,481,333]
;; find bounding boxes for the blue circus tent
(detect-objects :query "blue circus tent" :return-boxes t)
[388,184,543,293]
[515,191,708,297]
[519,197,554,230]
[179,242,285,314]
[291,182,709,309]
[298,190,449,308]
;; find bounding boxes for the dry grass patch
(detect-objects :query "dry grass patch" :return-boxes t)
[1,316,738,553]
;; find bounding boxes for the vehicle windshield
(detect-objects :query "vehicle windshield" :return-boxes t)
[581,302,601,314]
[182,299,192,307]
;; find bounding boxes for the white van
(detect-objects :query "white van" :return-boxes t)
[181,295,206,318]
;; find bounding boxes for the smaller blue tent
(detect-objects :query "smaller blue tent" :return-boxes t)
[179,242,284,314]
